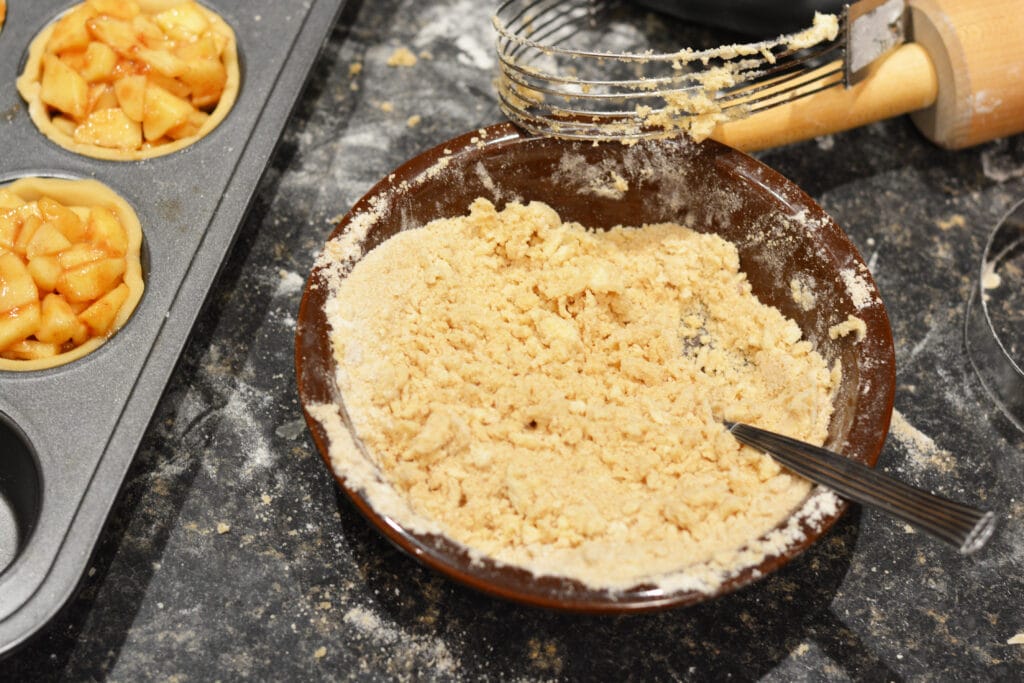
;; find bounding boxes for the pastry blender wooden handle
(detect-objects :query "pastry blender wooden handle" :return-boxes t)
[711,0,1024,151]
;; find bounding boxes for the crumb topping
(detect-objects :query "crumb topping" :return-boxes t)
[317,199,837,590]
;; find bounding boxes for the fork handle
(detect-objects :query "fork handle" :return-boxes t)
[724,421,996,554]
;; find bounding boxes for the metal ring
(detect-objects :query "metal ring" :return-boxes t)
[965,198,1024,431]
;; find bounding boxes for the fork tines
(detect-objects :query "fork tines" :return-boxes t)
[494,0,848,141]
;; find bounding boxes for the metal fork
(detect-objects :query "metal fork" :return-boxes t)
[493,0,905,142]
[724,421,997,554]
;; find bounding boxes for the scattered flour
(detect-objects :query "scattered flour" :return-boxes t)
[981,260,1002,291]
[275,418,309,441]
[816,135,835,151]
[454,34,495,70]
[789,277,817,311]
[276,269,306,297]
[888,409,956,475]
[981,139,1024,183]
[414,1,495,70]
[972,91,1002,115]
[224,386,277,480]
[840,266,878,309]
[343,606,458,673]
[551,152,632,199]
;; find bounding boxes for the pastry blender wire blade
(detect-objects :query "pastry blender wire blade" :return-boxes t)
[493,0,908,143]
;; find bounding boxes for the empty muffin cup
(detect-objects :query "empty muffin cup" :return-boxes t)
[0,413,42,576]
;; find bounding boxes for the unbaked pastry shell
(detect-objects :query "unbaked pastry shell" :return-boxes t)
[0,177,145,371]
[15,0,240,161]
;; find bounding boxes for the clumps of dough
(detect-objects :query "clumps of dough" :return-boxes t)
[323,199,837,590]
[829,314,867,342]
[790,277,817,311]
[386,46,417,67]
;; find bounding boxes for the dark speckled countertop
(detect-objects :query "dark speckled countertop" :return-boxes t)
[6,0,1024,680]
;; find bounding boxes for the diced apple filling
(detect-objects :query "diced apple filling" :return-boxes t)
[0,188,137,362]
[25,0,235,154]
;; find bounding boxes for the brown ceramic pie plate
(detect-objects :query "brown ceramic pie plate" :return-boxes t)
[295,122,896,613]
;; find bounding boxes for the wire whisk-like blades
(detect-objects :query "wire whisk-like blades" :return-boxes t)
[493,0,848,142]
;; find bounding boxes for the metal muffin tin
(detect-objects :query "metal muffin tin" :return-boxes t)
[0,0,347,656]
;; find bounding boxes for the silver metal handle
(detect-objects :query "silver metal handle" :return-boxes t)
[724,421,996,554]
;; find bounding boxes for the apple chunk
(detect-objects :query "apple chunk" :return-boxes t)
[40,54,89,120]
[86,15,140,55]
[39,196,87,242]
[180,58,226,109]
[87,206,129,255]
[142,81,193,141]
[27,255,63,292]
[1,339,61,360]
[80,40,118,82]
[78,282,129,335]
[25,222,73,259]
[36,292,81,345]
[114,74,146,122]
[0,303,41,352]
[45,5,97,55]
[153,3,210,37]
[0,252,39,313]
[73,107,142,150]
[57,257,125,302]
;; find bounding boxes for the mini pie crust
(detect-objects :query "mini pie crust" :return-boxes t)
[0,177,145,371]
[16,0,240,161]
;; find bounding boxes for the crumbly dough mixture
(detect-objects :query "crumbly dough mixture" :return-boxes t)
[829,314,867,342]
[320,199,837,590]
[386,46,418,68]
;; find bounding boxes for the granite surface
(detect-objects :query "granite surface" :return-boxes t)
[5,0,1024,680]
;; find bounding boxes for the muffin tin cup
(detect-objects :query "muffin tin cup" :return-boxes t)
[0,0,348,657]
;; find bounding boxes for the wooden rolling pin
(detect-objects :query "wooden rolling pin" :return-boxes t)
[711,0,1024,151]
